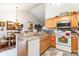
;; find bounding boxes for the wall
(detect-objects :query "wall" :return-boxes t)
[17,4,45,31]
[45,3,79,19]
[45,4,60,19]
[0,3,45,36]
[30,4,45,26]
[0,4,16,37]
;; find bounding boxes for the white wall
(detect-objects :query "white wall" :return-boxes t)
[45,4,60,19]
[0,4,16,22]
[30,4,45,26]
[0,4,16,37]
[0,3,45,36]
[17,11,42,31]
[45,3,79,19]
[17,4,44,30]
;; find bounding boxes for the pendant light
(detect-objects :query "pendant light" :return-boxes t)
[16,7,20,25]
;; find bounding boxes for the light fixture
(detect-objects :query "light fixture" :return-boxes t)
[43,27,45,29]
[16,7,20,25]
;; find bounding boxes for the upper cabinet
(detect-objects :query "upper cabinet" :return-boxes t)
[45,16,70,29]
[45,18,56,29]
[45,16,60,29]
[70,12,78,28]
[45,12,78,29]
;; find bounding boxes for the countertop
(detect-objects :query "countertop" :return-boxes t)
[16,32,50,41]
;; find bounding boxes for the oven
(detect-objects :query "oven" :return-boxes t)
[56,29,71,52]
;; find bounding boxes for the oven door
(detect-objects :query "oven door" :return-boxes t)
[56,30,71,52]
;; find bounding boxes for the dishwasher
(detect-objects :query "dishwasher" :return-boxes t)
[28,37,40,56]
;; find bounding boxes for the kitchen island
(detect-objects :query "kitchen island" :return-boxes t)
[16,32,51,56]
[17,32,40,56]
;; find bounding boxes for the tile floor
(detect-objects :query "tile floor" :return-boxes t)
[41,47,78,56]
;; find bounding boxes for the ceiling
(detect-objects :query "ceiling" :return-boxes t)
[0,3,45,25]
[17,3,40,11]
[0,3,16,12]
[17,3,45,25]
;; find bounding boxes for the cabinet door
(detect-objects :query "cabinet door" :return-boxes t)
[71,15,78,28]
[71,36,78,54]
[46,36,50,48]
[28,43,39,56]
[45,19,56,29]
[28,38,40,56]
[40,36,50,54]
[40,39,46,54]
[50,35,56,48]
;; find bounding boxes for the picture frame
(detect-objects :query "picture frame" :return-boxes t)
[6,21,19,30]
[0,21,5,27]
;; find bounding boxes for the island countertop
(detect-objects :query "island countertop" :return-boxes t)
[16,32,51,41]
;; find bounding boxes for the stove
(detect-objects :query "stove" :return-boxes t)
[56,29,71,52]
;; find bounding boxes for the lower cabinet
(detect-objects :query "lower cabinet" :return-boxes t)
[17,34,40,56]
[50,34,56,48]
[40,36,50,54]
[71,34,78,54]
[28,37,40,56]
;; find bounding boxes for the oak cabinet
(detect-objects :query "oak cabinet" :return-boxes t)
[40,35,50,54]
[45,19,57,29]
[50,34,56,48]
[45,15,78,29]
[70,15,78,28]
[71,34,78,54]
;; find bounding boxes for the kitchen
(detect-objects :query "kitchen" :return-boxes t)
[45,3,79,56]
[0,3,45,56]
[16,3,46,56]
[0,3,79,56]
[16,3,79,56]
